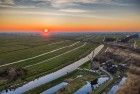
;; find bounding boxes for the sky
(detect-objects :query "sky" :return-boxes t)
[0,0,140,32]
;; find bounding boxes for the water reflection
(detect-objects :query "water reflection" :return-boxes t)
[41,82,68,94]
[74,77,109,94]
[108,77,127,94]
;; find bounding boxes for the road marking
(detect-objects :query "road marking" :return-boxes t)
[24,43,86,68]
[0,41,80,68]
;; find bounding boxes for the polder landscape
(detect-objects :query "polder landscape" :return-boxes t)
[0,0,140,93]
[0,32,140,94]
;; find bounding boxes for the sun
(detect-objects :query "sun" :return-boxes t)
[44,29,49,33]
[42,29,50,37]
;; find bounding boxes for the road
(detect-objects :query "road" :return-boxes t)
[1,44,104,94]
[77,68,96,73]
[0,41,80,68]
[100,67,113,80]
[134,40,137,48]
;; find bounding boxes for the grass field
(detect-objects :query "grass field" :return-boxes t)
[0,42,83,70]
[0,35,99,92]
[136,39,140,47]
[0,40,75,65]
[80,61,90,69]
[25,43,93,77]
[0,36,62,54]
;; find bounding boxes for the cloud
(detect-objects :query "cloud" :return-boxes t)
[0,0,53,9]
[59,8,89,13]
[0,0,139,18]
[0,0,14,5]
[0,0,139,9]
[51,0,110,8]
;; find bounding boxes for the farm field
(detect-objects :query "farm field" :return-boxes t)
[0,36,61,53]
[0,41,82,69]
[24,43,95,79]
[0,34,99,92]
[0,40,75,65]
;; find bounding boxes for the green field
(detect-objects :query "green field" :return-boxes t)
[25,43,94,77]
[0,36,61,54]
[136,39,140,47]
[0,35,99,92]
[0,40,75,65]
[0,42,83,70]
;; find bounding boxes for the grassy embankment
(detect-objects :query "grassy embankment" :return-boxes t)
[25,69,99,94]
[0,43,97,91]
[80,61,90,69]
[94,76,118,94]
[24,43,95,82]
[57,71,98,94]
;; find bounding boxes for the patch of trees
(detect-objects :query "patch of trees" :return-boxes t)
[0,67,27,81]
[104,37,116,42]
[96,52,125,63]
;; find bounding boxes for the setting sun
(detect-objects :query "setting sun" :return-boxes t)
[44,29,49,33]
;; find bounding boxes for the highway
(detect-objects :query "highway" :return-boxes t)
[0,44,104,94]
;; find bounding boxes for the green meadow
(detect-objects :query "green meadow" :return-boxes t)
[0,35,99,91]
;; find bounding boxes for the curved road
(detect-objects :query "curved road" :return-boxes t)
[1,45,104,94]
[100,67,113,80]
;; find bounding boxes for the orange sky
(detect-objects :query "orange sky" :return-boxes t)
[0,16,139,32]
[0,1,140,32]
